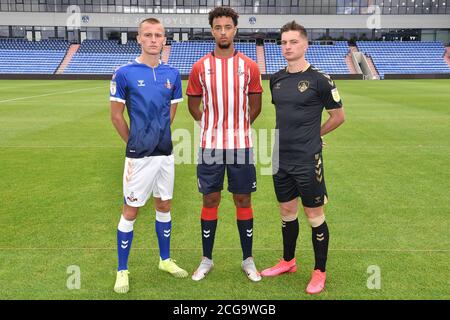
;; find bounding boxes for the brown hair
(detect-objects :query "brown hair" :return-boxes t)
[280,21,307,39]
[139,17,163,33]
[208,6,239,27]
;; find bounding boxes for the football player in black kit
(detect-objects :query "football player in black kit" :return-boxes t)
[260,21,345,294]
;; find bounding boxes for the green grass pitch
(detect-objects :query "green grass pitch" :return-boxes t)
[0,79,449,300]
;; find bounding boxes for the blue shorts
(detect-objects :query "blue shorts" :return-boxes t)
[197,148,257,195]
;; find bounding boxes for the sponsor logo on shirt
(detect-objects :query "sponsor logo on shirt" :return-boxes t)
[138,80,146,87]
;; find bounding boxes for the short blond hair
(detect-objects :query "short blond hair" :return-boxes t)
[138,17,164,33]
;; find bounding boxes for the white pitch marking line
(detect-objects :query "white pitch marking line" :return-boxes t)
[0,145,449,149]
[0,145,121,148]
[0,80,94,91]
[0,247,448,252]
[0,86,105,104]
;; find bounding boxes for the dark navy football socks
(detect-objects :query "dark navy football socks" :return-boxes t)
[236,207,254,260]
[201,207,218,260]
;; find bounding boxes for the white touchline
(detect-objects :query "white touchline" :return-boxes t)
[0,80,94,91]
[0,86,105,104]
[0,247,448,252]
[0,145,122,148]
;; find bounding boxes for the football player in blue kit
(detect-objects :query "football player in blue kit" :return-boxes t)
[110,18,187,294]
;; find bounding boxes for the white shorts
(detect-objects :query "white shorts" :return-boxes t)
[123,154,174,207]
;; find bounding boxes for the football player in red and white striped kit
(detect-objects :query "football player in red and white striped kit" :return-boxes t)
[186,6,263,282]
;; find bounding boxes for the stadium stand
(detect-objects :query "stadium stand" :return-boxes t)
[1,38,450,78]
[56,44,80,74]
[256,45,267,74]
[0,39,69,74]
[357,41,450,79]
[264,41,350,75]
[168,41,257,75]
[63,40,140,74]
[445,47,450,67]
[64,40,256,75]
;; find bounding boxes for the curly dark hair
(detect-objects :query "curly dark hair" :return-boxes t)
[208,6,239,27]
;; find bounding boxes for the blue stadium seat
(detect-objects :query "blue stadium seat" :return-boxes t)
[64,40,140,74]
[356,41,450,79]
[0,39,69,74]
[264,42,350,75]
[168,41,258,75]
[3,39,448,77]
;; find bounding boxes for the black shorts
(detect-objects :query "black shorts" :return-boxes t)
[197,148,257,195]
[273,153,328,207]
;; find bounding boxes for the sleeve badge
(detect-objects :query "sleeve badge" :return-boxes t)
[331,88,341,102]
[110,81,117,95]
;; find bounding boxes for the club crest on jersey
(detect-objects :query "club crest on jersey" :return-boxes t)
[298,80,309,93]
[138,80,145,87]
[237,66,245,76]
[274,82,281,90]
[110,81,117,95]
[165,78,172,89]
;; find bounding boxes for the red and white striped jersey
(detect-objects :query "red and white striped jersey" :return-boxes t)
[186,51,263,149]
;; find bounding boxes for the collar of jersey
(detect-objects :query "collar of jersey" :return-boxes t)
[285,63,311,74]
[134,58,162,68]
[211,50,238,59]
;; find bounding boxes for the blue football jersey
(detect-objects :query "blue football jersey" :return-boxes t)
[110,59,183,158]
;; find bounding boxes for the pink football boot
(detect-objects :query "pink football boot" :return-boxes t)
[305,269,326,294]
[261,258,297,277]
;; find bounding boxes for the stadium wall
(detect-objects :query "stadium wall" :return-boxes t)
[0,74,110,80]
[3,74,449,80]
[383,73,450,79]
[261,74,363,80]
[0,74,363,80]
[1,13,450,29]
